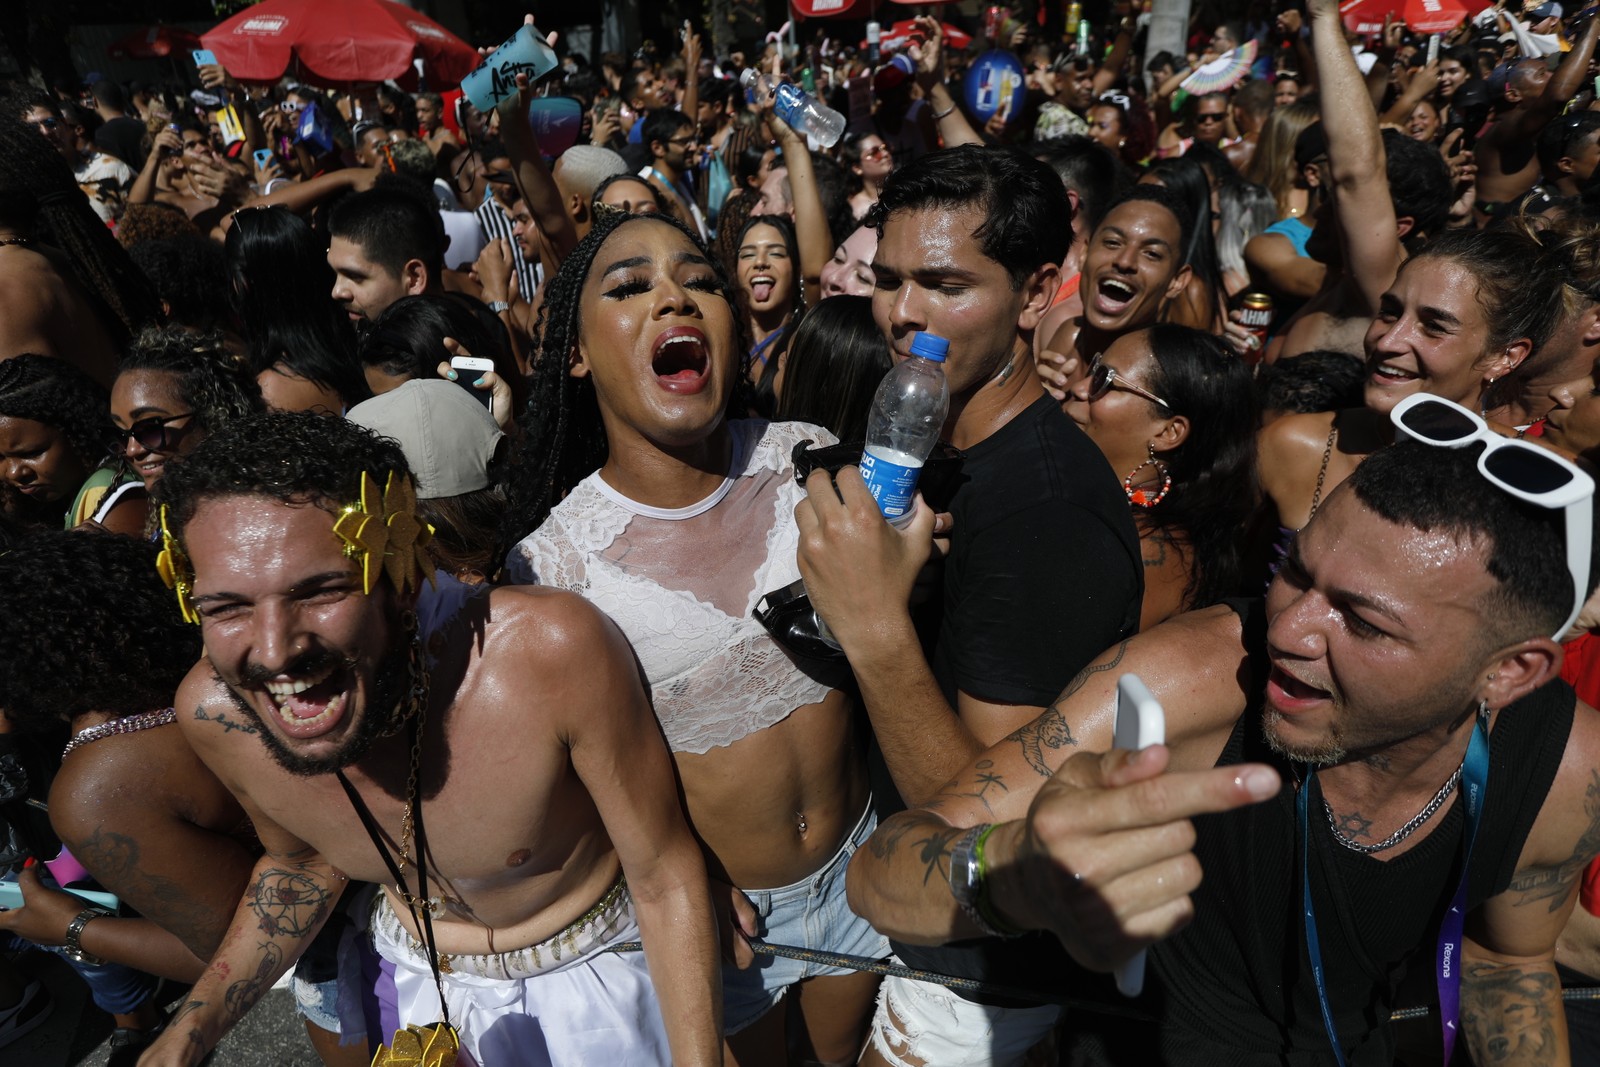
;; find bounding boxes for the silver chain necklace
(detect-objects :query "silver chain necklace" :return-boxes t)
[62,707,177,758]
[1322,765,1463,854]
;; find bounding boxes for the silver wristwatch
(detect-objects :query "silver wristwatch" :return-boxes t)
[948,824,1017,939]
[64,906,113,965]
[485,300,511,314]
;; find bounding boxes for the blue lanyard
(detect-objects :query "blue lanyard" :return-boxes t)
[1297,710,1490,1066]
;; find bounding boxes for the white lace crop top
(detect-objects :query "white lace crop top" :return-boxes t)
[505,420,838,755]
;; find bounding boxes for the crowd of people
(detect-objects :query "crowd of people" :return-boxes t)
[3,1,1600,1065]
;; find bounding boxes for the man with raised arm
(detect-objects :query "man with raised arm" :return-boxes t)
[1475,15,1600,224]
[137,413,720,1067]
[849,437,1600,1066]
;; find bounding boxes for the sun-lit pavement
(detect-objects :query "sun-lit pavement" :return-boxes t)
[10,949,319,1066]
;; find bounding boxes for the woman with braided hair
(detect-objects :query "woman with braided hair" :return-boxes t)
[0,112,161,365]
[0,354,144,534]
[500,209,886,1065]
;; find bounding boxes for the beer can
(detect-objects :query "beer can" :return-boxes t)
[1238,291,1273,364]
[985,6,1003,43]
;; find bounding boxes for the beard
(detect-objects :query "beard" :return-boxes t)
[1260,708,1347,767]
[224,640,412,777]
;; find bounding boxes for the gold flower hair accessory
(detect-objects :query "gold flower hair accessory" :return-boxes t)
[332,471,434,596]
[155,504,199,625]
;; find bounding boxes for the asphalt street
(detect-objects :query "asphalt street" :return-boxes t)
[10,948,319,1066]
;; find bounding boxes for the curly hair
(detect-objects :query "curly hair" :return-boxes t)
[0,355,116,471]
[0,530,202,732]
[495,211,747,570]
[119,326,264,439]
[154,410,409,545]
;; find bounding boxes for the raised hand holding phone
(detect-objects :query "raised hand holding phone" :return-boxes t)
[1112,673,1165,997]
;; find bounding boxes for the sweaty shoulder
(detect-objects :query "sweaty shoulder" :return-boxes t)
[1258,410,1335,483]
[478,584,634,678]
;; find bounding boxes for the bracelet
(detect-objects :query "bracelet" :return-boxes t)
[933,103,958,121]
[63,906,113,966]
[972,824,1025,939]
[485,300,511,314]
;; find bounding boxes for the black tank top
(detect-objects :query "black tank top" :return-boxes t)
[1066,597,1576,1065]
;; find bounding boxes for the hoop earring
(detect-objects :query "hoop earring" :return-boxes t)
[1124,444,1172,508]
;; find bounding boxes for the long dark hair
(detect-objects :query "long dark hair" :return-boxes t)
[225,206,369,408]
[495,211,748,569]
[1139,324,1259,608]
[775,296,890,442]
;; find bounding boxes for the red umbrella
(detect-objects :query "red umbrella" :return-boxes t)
[793,0,859,16]
[867,20,972,51]
[201,0,479,85]
[107,25,203,61]
[1340,0,1479,35]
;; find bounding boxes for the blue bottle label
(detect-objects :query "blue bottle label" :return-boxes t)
[773,83,805,126]
[859,449,921,520]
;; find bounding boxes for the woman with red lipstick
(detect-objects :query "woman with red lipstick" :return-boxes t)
[501,209,884,1067]
[1256,228,1565,574]
[0,355,143,534]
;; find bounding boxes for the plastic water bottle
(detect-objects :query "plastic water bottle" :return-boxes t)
[739,69,846,148]
[859,332,949,527]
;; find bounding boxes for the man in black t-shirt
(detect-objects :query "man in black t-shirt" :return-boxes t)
[797,144,1145,1063]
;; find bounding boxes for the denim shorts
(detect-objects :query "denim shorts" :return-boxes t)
[867,969,1060,1067]
[722,801,891,1034]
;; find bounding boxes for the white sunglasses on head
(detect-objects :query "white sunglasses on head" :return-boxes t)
[1391,394,1594,639]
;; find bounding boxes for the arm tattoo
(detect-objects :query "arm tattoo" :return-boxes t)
[1001,639,1129,778]
[868,816,919,861]
[222,940,283,1020]
[194,704,258,735]
[1003,705,1079,779]
[70,825,233,956]
[248,867,334,938]
[937,759,1011,816]
[915,826,964,886]
[1509,769,1600,912]
[1460,959,1560,1065]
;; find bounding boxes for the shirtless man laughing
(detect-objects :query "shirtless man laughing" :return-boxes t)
[138,412,720,1067]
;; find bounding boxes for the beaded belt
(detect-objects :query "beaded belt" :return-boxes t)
[371,877,632,980]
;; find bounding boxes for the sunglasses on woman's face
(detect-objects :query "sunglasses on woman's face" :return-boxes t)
[1088,355,1172,409]
[119,412,194,453]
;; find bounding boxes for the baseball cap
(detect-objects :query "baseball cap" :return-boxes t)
[346,379,504,499]
[1532,2,1564,18]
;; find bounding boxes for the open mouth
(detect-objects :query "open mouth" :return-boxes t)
[134,457,166,483]
[1266,664,1332,709]
[651,327,711,394]
[263,663,352,738]
[1091,276,1138,318]
[748,274,776,303]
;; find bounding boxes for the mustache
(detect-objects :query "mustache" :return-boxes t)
[238,649,355,688]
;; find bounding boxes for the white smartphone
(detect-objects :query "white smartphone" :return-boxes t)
[0,880,118,912]
[450,355,495,409]
[1427,34,1441,66]
[1112,673,1165,998]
